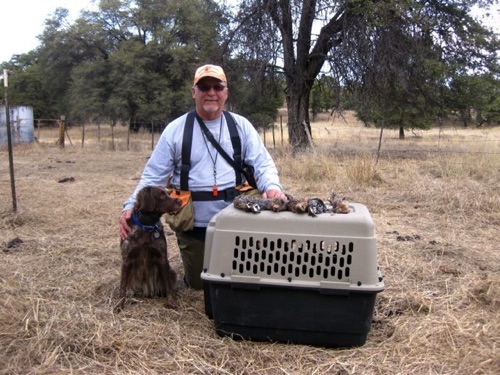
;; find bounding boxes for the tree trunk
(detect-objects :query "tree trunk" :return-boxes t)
[263,0,331,152]
[399,126,405,139]
[286,79,313,152]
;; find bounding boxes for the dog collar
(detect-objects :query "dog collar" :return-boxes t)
[131,213,162,234]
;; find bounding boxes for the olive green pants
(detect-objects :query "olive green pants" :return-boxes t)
[175,229,206,290]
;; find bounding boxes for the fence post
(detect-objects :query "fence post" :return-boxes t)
[111,121,115,150]
[81,123,85,148]
[272,123,276,148]
[127,119,130,151]
[375,126,384,166]
[280,115,284,146]
[3,69,17,212]
[58,116,65,148]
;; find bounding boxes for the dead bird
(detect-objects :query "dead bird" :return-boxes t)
[233,195,262,213]
[233,193,350,215]
[285,195,309,214]
[328,191,350,214]
[233,195,287,213]
[307,198,327,217]
[264,197,288,212]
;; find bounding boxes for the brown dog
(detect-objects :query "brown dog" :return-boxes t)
[114,186,182,312]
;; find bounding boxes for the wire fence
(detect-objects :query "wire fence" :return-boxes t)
[31,120,500,157]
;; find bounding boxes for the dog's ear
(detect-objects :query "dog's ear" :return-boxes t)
[136,186,156,212]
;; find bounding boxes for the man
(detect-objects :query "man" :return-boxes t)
[119,64,286,289]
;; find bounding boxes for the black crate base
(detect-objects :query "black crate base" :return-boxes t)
[204,281,379,348]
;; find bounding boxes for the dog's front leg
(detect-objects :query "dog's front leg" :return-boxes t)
[164,265,178,309]
[114,263,130,312]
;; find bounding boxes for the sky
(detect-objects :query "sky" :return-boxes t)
[0,0,97,62]
[0,1,498,64]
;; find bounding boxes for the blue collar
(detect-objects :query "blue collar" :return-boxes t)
[131,213,162,233]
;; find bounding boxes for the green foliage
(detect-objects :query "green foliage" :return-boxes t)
[444,73,500,126]
[310,76,337,119]
[483,96,500,124]
[226,59,284,130]
[341,0,498,133]
[2,0,498,138]
[69,59,113,123]
[5,0,227,125]
[2,53,50,119]
[233,79,284,130]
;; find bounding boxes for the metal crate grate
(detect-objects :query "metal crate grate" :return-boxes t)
[231,235,354,281]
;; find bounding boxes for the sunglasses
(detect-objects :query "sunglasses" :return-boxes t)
[196,83,227,92]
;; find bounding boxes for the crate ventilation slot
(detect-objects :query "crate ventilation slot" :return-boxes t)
[232,236,354,281]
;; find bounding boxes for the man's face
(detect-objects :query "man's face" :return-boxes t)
[192,77,228,120]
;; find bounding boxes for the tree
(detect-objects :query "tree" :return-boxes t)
[349,9,449,139]
[68,0,283,126]
[349,1,499,138]
[1,53,50,119]
[310,75,337,121]
[5,0,497,136]
[444,73,500,127]
[38,0,224,124]
[36,8,108,119]
[225,58,284,132]
[230,0,499,151]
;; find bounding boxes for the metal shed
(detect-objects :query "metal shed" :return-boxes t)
[0,106,35,145]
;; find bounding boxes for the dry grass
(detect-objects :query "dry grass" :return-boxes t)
[1,113,499,374]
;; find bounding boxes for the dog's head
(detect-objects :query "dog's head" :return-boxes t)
[134,186,182,215]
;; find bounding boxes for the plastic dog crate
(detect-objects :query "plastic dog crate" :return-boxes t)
[201,203,384,348]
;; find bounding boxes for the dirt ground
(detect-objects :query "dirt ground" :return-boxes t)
[0,116,499,374]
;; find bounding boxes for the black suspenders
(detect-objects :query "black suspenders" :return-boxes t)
[180,110,243,192]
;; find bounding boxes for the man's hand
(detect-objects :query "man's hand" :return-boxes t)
[119,209,133,240]
[263,189,288,201]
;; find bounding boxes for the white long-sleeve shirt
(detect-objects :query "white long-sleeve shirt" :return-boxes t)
[123,111,283,228]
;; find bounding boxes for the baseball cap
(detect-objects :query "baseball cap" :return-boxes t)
[193,64,227,85]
